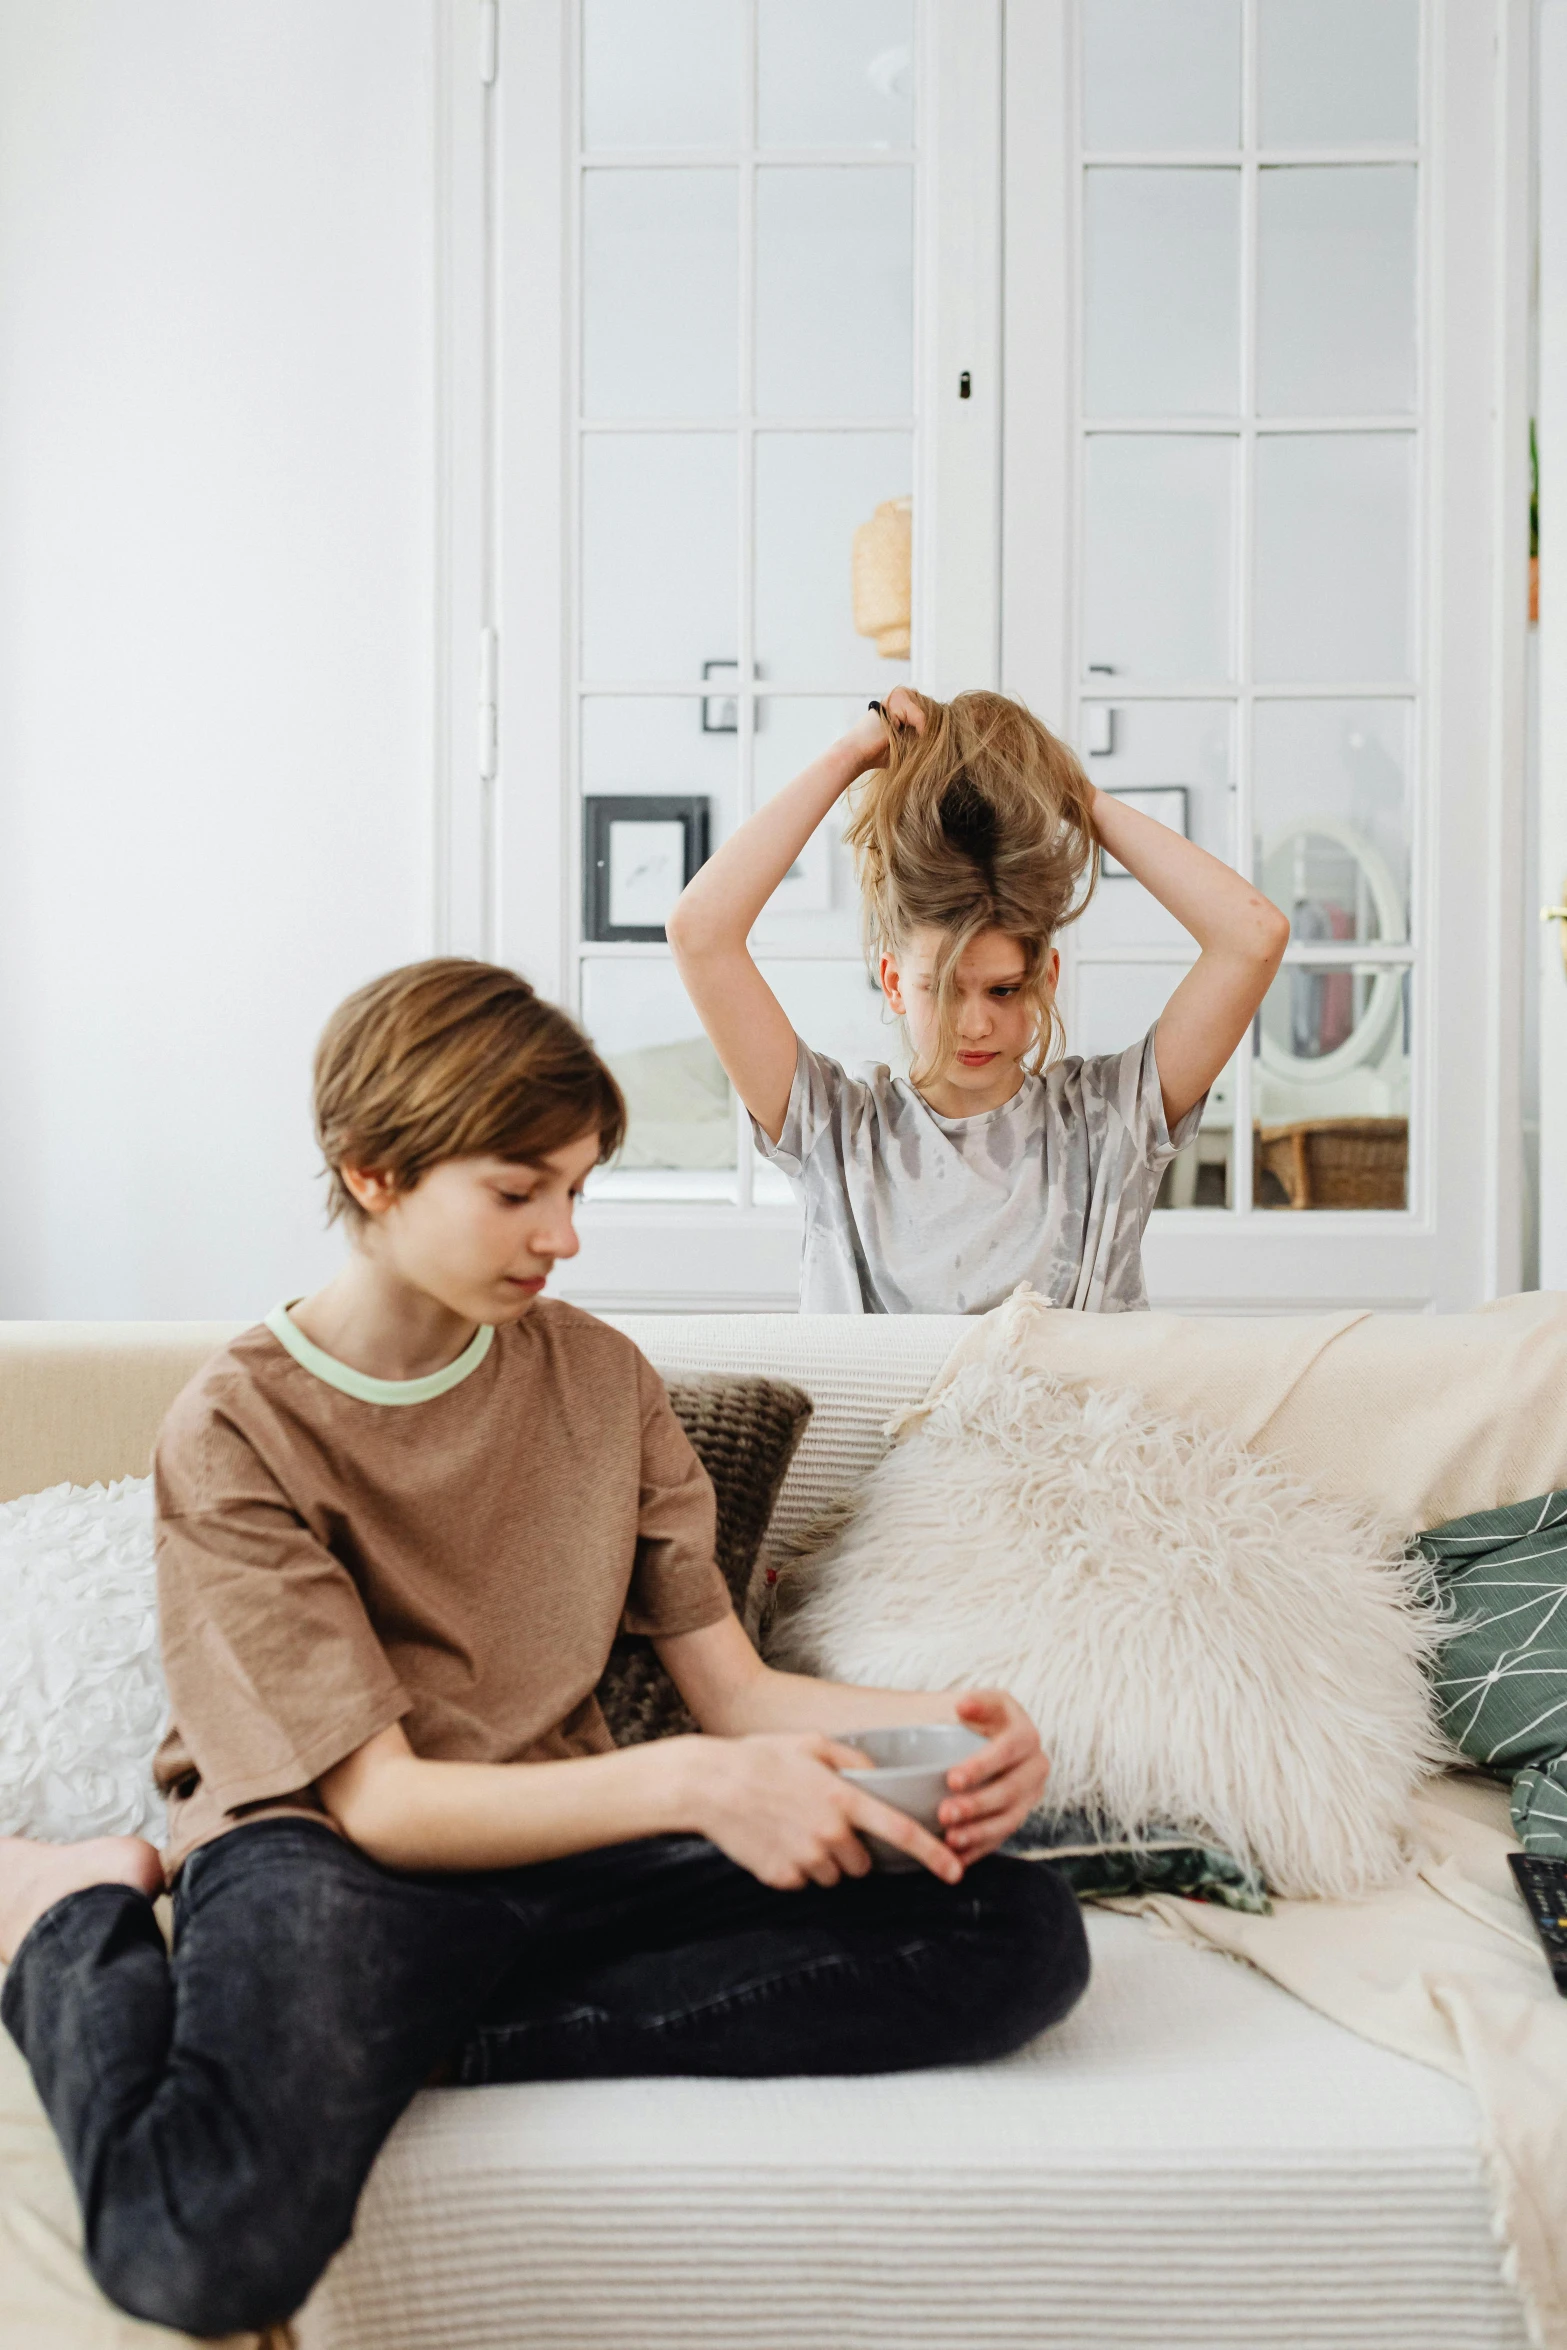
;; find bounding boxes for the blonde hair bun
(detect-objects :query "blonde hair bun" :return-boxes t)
[844,690,1099,1079]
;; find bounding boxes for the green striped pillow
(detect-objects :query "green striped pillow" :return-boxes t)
[1413,1491,1567,1857]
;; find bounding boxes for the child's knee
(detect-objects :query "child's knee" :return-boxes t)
[86,2174,347,2336]
[962,1858,1091,2052]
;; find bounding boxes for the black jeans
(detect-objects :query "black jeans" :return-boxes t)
[2,1819,1088,2338]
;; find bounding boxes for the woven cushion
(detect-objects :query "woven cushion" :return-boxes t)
[597,1375,812,1747]
[1413,1489,1567,1855]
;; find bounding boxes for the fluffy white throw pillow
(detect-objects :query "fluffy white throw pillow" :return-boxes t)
[0,1476,167,1844]
[766,1360,1451,1897]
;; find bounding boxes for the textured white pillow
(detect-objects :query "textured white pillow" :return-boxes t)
[766,1362,1451,1898]
[0,1476,167,1843]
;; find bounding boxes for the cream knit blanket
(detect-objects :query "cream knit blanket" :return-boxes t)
[1121,1775,1567,2350]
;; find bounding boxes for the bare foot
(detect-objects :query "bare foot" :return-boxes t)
[0,1836,163,1963]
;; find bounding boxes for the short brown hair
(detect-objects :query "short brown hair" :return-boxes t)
[314,959,626,1226]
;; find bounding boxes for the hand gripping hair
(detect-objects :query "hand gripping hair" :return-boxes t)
[843,690,1100,1085]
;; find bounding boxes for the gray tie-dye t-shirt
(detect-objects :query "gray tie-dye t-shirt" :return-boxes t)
[754,1022,1202,1316]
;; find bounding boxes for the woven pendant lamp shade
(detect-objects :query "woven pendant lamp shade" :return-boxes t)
[852,495,912,657]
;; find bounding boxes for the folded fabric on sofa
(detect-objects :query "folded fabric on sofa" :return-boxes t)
[1413,1489,1567,1858]
[1009,1812,1268,1912]
[912,1285,1567,1536]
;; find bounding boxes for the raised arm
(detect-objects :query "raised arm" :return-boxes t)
[667,699,907,1141]
[1090,789,1289,1127]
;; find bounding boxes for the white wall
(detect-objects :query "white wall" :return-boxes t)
[0,0,436,1318]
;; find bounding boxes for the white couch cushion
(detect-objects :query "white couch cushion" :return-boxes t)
[0,1476,166,1843]
[298,1910,1524,2350]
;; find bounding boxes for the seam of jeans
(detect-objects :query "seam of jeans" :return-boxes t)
[467,1930,941,2062]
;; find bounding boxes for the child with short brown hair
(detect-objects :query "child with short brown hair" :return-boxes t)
[0,957,1086,2339]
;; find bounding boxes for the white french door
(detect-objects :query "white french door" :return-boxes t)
[487,0,1001,1307]
[464,0,1530,1312]
[1003,0,1533,1312]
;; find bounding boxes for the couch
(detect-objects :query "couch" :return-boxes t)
[0,1315,1533,2350]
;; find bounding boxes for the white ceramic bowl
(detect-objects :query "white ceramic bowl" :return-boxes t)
[837,1723,988,1871]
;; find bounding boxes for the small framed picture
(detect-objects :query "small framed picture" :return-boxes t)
[1101,785,1189,878]
[701,660,739,733]
[584,797,711,943]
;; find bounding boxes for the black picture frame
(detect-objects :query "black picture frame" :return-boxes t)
[584,796,711,943]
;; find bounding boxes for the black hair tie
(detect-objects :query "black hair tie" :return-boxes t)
[867,700,887,719]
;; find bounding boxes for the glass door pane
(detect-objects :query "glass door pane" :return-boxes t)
[1252,433,1414,681]
[580,434,737,681]
[757,0,914,149]
[1084,169,1241,415]
[582,0,743,149]
[755,166,913,416]
[754,432,913,683]
[1252,700,1412,943]
[1253,966,1411,1209]
[1081,0,1242,150]
[582,958,737,1198]
[576,0,918,1200]
[1084,435,1236,680]
[1256,166,1416,416]
[1257,0,1418,148]
[582,169,738,417]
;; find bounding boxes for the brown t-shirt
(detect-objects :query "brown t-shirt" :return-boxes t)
[152,1298,730,1875]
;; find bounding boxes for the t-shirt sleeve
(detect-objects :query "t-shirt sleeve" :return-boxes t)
[620,1355,733,1640]
[1080,1020,1207,1177]
[154,1401,410,1815]
[750,1035,851,1178]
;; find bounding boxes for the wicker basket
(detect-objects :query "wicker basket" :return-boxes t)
[852,496,912,656]
[1254,1117,1408,1211]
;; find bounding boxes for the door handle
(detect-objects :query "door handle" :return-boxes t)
[1545,884,1567,978]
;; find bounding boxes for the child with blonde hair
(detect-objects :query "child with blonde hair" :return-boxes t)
[669,688,1288,1314]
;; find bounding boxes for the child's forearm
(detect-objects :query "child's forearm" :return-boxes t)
[319,1724,706,1873]
[726,1671,962,1735]
[668,735,869,959]
[1090,787,1286,966]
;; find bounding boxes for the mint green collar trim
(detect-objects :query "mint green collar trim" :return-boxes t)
[264,1303,494,1405]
